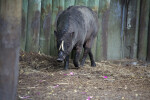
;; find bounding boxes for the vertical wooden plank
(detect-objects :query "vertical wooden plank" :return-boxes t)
[138,0,150,60]
[0,0,22,99]
[40,0,52,54]
[59,0,65,11]
[147,12,150,62]
[65,0,75,9]
[107,0,122,60]
[26,0,41,52]
[133,0,140,59]
[50,0,60,56]
[146,0,150,62]
[75,0,88,6]
[124,0,137,59]
[120,0,126,59]
[96,0,110,60]
[87,0,99,61]
[21,0,28,51]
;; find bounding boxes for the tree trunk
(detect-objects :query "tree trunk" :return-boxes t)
[0,0,22,100]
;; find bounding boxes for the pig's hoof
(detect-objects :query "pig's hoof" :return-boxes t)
[91,62,96,67]
[73,61,79,68]
[80,61,85,67]
[64,68,68,70]
[74,64,80,69]
[80,63,84,67]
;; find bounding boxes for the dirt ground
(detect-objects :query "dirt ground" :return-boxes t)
[17,51,150,100]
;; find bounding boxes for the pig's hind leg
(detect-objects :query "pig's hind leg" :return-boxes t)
[89,50,96,67]
[80,47,90,66]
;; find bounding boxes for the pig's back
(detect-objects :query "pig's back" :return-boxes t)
[69,6,98,40]
[57,6,98,42]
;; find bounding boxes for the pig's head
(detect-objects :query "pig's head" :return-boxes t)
[54,30,75,62]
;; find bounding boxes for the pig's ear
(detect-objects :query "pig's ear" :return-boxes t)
[54,30,57,37]
[70,32,75,39]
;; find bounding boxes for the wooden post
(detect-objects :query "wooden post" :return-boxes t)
[21,0,28,51]
[0,0,22,100]
[59,0,65,11]
[75,0,88,5]
[107,0,122,60]
[133,0,140,59]
[40,0,52,54]
[147,6,150,62]
[50,0,60,56]
[65,0,75,9]
[97,0,111,60]
[26,0,41,52]
[138,0,150,60]
[124,0,138,59]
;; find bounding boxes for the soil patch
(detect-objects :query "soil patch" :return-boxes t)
[18,51,150,100]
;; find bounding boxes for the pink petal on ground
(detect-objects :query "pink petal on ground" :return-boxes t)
[36,92,40,95]
[86,96,93,100]
[54,85,59,88]
[39,80,43,82]
[104,76,108,78]
[64,74,67,76]
[70,72,74,75]
[81,92,86,94]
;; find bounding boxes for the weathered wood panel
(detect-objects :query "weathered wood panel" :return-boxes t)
[21,0,28,51]
[59,0,65,11]
[26,0,41,52]
[40,0,52,54]
[96,0,111,60]
[107,0,122,60]
[120,0,127,59]
[50,0,60,56]
[147,5,150,62]
[133,0,140,59]
[75,0,88,5]
[0,0,22,99]
[124,0,137,59]
[138,0,150,60]
[65,0,75,9]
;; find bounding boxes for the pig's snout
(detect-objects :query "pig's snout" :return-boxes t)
[57,51,65,62]
[57,58,64,62]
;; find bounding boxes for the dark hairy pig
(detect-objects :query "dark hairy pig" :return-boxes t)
[54,6,99,70]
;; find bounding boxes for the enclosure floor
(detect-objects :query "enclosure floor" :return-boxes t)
[18,52,150,100]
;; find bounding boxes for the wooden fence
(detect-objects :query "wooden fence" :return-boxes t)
[21,0,150,61]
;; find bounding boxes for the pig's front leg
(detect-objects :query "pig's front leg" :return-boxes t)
[64,55,69,70]
[73,45,82,68]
